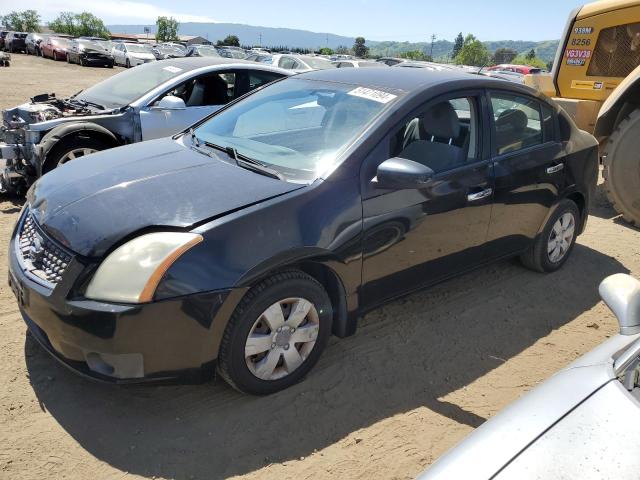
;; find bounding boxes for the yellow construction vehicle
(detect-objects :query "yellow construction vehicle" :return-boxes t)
[525,0,640,225]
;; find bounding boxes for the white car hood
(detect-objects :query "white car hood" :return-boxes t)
[130,53,155,60]
[495,380,640,479]
[419,334,640,480]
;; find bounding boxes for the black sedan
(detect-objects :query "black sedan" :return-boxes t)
[8,68,598,394]
[66,39,114,67]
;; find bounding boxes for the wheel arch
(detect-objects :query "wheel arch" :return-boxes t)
[236,251,356,339]
[38,122,121,175]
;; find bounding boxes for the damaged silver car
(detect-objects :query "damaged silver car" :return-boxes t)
[0,57,289,194]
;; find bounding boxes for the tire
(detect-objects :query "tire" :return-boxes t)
[603,109,640,226]
[520,199,580,273]
[42,136,109,175]
[67,54,71,63]
[107,61,114,68]
[125,58,130,68]
[217,270,333,395]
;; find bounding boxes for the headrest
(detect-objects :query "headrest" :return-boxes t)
[496,109,528,132]
[421,102,460,139]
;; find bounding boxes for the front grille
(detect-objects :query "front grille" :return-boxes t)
[17,212,72,286]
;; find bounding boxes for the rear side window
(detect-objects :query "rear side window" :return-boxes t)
[588,22,640,77]
[279,57,297,69]
[541,104,556,142]
[490,92,543,155]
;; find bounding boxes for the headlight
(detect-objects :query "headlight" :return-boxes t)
[85,232,203,303]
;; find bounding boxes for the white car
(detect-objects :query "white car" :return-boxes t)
[112,42,156,68]
[420,273,640,480]
[333,60,388,68]
[271,54,335,72]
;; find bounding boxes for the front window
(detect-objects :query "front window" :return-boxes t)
[75,61,192,108]
[193,78,398,183]
[301,57,334,70]
[490,92,543,155]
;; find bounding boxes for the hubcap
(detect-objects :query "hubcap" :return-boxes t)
[58,148,98,166]
[245,297,320,381]
[547,212,575,263]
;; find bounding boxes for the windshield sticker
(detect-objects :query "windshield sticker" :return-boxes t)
[163,66,183,73]
[347,87,397,104]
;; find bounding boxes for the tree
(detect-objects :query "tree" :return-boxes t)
[452,32,464,59]
[335,45,350,55]
[49,11,109,38]
[400,50,433,61]
[492,47,518,65]
[454,34,491,66]
[512,55,547,69]
[525,48,536,61]
[217,35,240,47]
[156,16,179,42]
[1,10,40,31]
[353,36,369,58]
[318,47,333,55]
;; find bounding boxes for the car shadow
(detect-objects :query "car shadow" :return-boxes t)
[25,244,626,480]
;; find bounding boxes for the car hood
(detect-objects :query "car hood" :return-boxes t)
[27,137,303,258]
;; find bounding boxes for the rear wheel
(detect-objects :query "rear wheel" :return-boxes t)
[520,199,579,273]
[217,271,333,395]
[603,109,640,226]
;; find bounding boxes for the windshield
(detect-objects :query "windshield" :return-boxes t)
[96,40,112,50]
[196,46,219,56]
[301,57,334,70]
[126,44,152,53]
[192,78,397,183]
[156,45,184,54]
[220,49,246,59]
[76,61,189,108]
[78,40,106,50]
[52,38,71,47]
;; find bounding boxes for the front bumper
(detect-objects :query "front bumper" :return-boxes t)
[8,230,238,383]
[81,55,114,65]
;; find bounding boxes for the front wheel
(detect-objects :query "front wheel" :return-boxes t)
[520,199,580,273]
[42,136,109,175]
[217,271,333,395]
[125,58,130,68]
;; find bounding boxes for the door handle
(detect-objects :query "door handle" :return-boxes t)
[546,163,564,174]
[467,188,493,202]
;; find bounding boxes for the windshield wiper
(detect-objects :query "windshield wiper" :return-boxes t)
[71,98,106,110]
[197,140,285,181]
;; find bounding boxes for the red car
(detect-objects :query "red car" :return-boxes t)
[41,37,72,61]
[487,64,542,74]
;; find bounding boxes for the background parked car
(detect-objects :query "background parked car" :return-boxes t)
[0,58,291,193]
[216,45,247,59]
[67,39,114,68]
[420,273,640,480]
[333,60,388,68]
[245,52,273,63]
[4,32,27,53]
[112,42,155,67]
[487,64,542,74]
[0,31,8,50]
[25,33,49,56]
[186,44,221,57]
[271,54,335,71]
[41,36,72,61]
[151,44,186,60]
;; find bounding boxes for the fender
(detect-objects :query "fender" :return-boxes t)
[37,122,120,176]
[594,64,640,139]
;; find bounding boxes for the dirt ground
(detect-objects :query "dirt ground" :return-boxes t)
[1,54,639,480]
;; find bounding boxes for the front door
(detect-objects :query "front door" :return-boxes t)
[361,93,494,306]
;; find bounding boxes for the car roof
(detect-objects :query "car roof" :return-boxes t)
[297,67,505,93]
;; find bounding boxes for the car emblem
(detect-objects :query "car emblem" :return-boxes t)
[28,233,45,262]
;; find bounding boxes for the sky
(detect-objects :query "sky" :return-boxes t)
[0,0,583,41]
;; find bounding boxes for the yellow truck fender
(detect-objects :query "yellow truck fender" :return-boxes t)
[595,64,640,138]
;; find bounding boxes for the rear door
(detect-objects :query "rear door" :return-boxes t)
[484,89,564,259]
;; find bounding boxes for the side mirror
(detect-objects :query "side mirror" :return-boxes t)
[155,95,186,111]
[599,274,640,335]
[376,157,434,190]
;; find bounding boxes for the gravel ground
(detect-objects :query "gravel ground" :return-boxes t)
[1,54,639,480]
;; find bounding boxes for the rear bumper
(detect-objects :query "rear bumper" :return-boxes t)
[9,234,238,383]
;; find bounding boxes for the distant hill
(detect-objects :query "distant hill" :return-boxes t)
[107,22,559,62]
